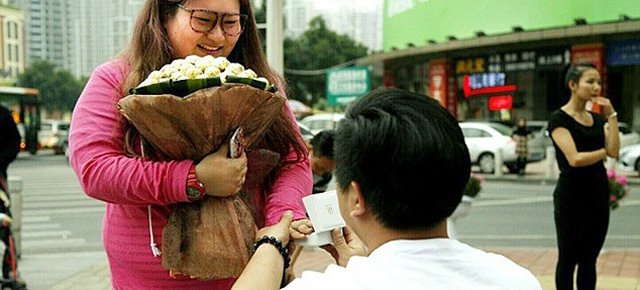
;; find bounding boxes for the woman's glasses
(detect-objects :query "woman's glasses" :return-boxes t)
[177,4,248,36]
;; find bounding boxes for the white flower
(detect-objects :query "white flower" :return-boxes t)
[160,64,177,78]
[212,57,231,70]
[171,59,187,67]
[195,55,215,71]
[225,63,245,75]
[204,66,221,77]
[148,70,163,80]
[170,71,183,81]
[182,66,201,78]
[238,69,257,79]
[185,55,201,64]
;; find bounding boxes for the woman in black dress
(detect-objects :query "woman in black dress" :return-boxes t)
[548,62,619,290]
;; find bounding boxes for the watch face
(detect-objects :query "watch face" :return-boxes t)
[187,186,202,200]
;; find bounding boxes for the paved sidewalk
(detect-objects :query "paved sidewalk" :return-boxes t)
[45,247,640,290]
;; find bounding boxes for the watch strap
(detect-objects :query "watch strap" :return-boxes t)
[186,164,205,201]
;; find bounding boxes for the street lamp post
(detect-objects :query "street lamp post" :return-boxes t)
[266,0,284,75]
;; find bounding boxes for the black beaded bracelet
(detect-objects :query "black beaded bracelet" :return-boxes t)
[252,235,291,269]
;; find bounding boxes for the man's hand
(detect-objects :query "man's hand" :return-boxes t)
[322,226,367,266]
[256,211,294,245]
[289,218,314,240]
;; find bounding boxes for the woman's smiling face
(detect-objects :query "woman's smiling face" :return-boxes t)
[165,0,242,59]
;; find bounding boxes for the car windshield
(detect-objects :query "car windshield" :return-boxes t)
[487,123,513,136]
[57,123,70,131]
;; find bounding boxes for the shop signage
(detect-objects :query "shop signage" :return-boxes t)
[537,49,571,68]
[455,57,486,75]
[571,43,604,73]
[429,59,449,108]
[488,51,536,72]
[607,39,640,66]
[467,72,506,90]
[462,74,517,98]
[488,95,513,111]
[326,66,371,106]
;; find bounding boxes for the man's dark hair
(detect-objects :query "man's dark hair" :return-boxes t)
[334,88,470,230]
[310,130,335,160]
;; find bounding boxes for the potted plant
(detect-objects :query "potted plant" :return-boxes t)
[448,174,483,239]
[607,169,630,210]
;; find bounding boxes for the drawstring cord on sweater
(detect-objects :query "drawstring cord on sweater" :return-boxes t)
[141,141,161,257]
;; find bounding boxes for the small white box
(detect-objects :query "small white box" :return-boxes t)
[295,190,345,246]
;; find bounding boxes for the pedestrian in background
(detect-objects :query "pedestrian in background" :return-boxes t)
[308,130,336,194]
[68,0,311,289]
[0,104,26,288]
[0,104,20,189]
[234,88,542,290]
[512,116,531,176]
[548,62,619,290]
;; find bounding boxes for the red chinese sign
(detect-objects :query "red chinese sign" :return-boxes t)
[488,95,513,111]
[429,59,449,108]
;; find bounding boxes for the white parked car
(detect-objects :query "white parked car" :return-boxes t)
[619,143,640,174]
[300,113,345,135]
[38,119,70,154]
[460,122,517,173]
[618,122,640,149]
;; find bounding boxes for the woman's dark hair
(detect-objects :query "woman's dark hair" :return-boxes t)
[564,62,597,88]
[334,88,471,230]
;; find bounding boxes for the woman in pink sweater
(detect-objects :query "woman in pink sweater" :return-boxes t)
[68,0,311,289]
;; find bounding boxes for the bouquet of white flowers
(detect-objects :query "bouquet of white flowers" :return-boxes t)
[118,56,287,280]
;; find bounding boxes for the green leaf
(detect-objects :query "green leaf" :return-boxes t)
[128,77,275,97]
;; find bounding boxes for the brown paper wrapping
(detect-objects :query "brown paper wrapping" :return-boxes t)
[117,84,285,279]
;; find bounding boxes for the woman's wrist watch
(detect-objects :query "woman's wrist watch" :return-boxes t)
[607,112,618,119]
[186,164,206,201]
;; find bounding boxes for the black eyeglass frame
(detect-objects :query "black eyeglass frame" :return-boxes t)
[177,4,248,36]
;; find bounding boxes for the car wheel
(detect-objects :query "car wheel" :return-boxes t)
[507,164,519,174]
[635,158,640,176]
[478,153,495,173]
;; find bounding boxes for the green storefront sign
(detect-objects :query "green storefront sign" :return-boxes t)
[383,0,640,51]
[326,66,371,106]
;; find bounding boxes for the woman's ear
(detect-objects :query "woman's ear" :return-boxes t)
[568,80,578,92]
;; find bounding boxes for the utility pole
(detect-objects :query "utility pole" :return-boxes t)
[266,0,284,75]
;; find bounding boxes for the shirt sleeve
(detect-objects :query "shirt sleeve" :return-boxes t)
[547,111,565,136]
[263,89,313,225]
[69,61,192,206]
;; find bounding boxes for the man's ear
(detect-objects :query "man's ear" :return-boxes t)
[348,181,366,217]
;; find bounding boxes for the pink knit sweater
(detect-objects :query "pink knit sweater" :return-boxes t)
[69,60,312,289]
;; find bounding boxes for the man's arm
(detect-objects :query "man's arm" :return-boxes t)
[232,212,293,290]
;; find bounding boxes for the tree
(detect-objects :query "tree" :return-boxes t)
[284,17,368,106]
[17,60,87,115]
